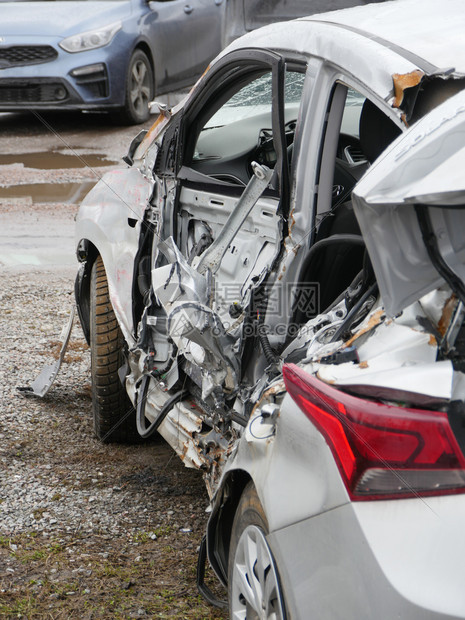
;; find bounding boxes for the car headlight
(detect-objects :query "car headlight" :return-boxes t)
[59,21,122,53]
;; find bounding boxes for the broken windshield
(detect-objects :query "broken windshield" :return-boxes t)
[205,71,304,129]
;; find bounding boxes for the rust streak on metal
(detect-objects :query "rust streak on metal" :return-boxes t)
[343,308,385,348]
[392,70,424,108]
[144,112,169,142]
[250,380,286,418]
[288,204,297,234]
[316,371,335,384]
[438,293,457,336]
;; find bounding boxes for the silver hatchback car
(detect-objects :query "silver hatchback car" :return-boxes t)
[70,0,465,617]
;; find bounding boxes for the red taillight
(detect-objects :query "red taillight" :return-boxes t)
[283,363,465,500]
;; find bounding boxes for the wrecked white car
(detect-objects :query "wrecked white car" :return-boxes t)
[71,0,465,617]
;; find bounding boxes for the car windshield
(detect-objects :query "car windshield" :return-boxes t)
[205,71,305,129]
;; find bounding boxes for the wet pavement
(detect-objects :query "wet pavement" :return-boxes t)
[0,180,97,204]
[0,91,185,270]
[0,152,117,169]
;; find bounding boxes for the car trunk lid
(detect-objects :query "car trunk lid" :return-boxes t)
[352,87,465,317]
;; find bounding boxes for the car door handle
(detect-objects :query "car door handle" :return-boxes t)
[214,0,223,5]
[184,4,193,14]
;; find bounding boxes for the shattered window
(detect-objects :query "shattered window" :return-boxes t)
[204,70,304,129]
[284,70,305,103]
[205,73,273,129]
[225,73,272,108]
[189,64,305,185]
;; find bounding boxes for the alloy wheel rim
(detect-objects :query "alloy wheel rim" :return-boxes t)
[130,59,151,115]
[231,525,285,620]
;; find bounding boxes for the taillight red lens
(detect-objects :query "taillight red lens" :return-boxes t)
[283,363,465,500]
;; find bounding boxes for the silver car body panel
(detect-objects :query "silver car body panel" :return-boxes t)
[219,389,351,532]
[18,307,75,398]
[76,165,155,344]
[221,0,465,110]
[268,495,465,619]
[226,0,465,75]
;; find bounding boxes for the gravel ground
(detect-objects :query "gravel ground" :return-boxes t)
[0,268,226,618]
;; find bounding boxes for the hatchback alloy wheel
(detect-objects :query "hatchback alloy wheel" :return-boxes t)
[130,57,151,116]
[115,49,153,124]
[230,524,286,620]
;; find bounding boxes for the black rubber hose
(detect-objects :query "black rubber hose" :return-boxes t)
[258,323,279,366]
[136,374,189,439]
[254,285,280,366]
[330,281,378,343]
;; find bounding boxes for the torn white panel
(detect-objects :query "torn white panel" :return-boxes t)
[316,360,454,404]
[159,401,207,470]
[312,301,455,402]
[419,287,453,328]
[355,320,437,364]
[17,307,75,398]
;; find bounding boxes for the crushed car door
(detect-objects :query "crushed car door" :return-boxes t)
[149,50,305,403]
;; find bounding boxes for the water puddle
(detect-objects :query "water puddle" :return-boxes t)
[0,152,118,170]
[0,181,96,204]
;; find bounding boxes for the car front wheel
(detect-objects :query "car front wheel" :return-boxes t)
[90,255,139,442]
[115,49,154,125]
[228,482,287,619]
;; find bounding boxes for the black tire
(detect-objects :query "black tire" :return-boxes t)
[90,255,139,442]
[113,49,154,125]
[228,482,287,619]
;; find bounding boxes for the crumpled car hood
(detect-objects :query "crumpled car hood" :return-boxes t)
[353,87,465,317]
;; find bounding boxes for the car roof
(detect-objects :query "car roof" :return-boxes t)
[221,0,465,108]
[308,0,465,74]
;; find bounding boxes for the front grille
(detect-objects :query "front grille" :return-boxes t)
[0,45,57,68]
[0,82,68,103]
